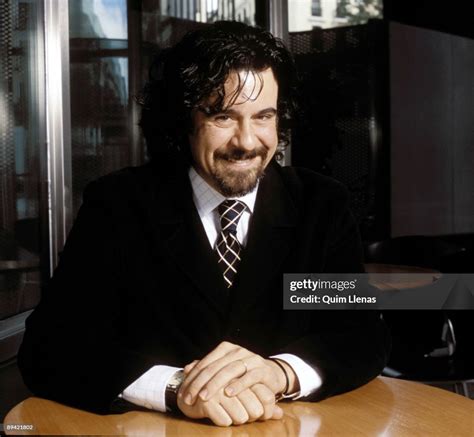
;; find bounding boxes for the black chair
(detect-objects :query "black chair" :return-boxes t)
[365,235,474,397]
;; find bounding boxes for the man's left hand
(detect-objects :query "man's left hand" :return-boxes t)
[180,341,292,405]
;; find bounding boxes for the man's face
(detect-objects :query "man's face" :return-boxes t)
[189,68,279,197]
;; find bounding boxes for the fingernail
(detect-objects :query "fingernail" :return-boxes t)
[184,393,192,405]
[225,387,234,396]
[199,389,208,400]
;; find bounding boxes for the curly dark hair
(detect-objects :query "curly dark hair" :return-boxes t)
[138,21,298,162]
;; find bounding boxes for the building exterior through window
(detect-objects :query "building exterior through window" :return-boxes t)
[290,0,382,31]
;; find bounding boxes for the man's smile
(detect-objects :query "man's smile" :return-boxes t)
[220,156,261,168]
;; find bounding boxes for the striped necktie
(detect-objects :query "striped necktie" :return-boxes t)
[215,200,246,288]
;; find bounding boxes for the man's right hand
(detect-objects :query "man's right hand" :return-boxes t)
[177,382,283,427]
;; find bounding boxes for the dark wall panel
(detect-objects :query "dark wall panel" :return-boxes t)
[390,22,469,236]
[453,36,474,233]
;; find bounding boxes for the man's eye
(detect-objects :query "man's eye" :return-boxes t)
[214,114,231,122]
[257,113,274,121]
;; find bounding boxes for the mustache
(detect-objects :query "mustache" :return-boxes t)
[214,147,267,161]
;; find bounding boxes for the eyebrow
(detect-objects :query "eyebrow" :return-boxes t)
[254,108,277,116]
[200,107,277,117]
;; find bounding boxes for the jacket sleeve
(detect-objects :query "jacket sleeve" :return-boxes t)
[279,310,390,401]
[18,180,162,414]
[278,183,391,401]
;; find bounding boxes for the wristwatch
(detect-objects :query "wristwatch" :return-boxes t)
[165,370,184,413]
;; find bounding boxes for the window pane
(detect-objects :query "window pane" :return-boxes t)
[69,1,130,217]
[69,0,128,39]
[288,1,384,229]
[0,0,44,354]
[312,1,322,16]
[289,0,383,31]
[155,0,256,24]
[142,0,256,49]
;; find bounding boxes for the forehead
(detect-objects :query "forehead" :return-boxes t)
[218,68,278,108]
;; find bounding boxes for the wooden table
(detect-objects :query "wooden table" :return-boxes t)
[4,377,474,436]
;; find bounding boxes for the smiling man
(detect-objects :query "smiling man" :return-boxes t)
[18,21,390,427]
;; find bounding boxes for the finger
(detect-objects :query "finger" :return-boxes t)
[183,351,252,405]
[180,342,237,398]
[185,357,247,404]
[224,368,264,396]
[272,405,284,420]
[188,341,237,377]
[183,360,199,375]
[236,389,264,422]
[220,393,249,425]
[252,383,276,421]
[198,359,253,401]
[203,402,233,427]
[251,383,283,421]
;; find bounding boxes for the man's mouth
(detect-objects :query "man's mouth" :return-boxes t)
[215,148,267,169]
[223,157,259,167]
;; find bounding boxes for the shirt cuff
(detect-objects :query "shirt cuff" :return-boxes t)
[270,353,322,399]
[121,365,182,412]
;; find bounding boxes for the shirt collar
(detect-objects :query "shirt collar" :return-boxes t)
[189,166,258,218]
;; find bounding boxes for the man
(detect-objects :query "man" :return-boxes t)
[18,21,390,427]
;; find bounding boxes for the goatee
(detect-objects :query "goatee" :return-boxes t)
[211,147,268,197]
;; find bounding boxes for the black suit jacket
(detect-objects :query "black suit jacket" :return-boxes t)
[18,160,390,414]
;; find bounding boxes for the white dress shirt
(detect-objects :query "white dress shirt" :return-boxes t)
[121,167,321,412]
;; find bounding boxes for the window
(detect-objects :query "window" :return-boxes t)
[69,0,130,216]
[0,0,45,362]
[312,0,322,16]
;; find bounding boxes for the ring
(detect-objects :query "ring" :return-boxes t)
[239,359,248,374]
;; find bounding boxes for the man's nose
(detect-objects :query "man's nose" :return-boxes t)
[231,119,257,151]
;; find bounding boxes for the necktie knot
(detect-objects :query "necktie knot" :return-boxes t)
[218,200,246,235]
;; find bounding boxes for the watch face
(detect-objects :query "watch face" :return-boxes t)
[168,370,185,391]
[166,370,184,413]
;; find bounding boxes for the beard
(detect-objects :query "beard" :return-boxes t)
[210,146,269,197]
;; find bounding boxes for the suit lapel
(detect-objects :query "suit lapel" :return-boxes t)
[147,162,229,317]
[228,162,298,319]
